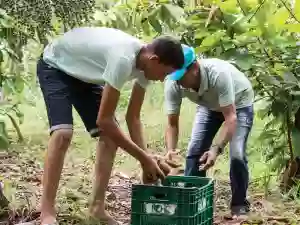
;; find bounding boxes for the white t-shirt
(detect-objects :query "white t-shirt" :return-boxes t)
[43,27,149,91]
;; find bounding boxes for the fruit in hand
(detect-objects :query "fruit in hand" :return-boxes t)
[140,153,184,184]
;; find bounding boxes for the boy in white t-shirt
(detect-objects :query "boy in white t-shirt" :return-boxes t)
[37,27,186,225]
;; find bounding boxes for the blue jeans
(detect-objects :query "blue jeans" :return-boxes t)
[184,105,254,207]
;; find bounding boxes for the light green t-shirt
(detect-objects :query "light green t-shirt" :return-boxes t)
[43,27,149,91]
[164,58,254,114]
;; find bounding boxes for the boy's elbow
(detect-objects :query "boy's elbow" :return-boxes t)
[167,113,179,127]
[125,112,139,125]
[225,115,237,134]
[125,113,131,124]
[96,117,111,130]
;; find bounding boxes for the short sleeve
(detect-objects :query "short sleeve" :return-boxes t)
[134,73,150,89]
[164,79,182,115]
[102,55,132,91]
[215,71,235,107]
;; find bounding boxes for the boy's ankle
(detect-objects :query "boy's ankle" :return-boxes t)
[40,214,57,224]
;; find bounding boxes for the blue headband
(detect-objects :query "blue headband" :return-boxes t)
[168,44,196,81]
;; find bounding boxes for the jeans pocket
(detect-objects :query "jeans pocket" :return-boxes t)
[237,106,254,128]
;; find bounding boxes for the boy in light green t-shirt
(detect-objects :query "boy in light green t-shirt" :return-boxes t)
[36,27,186,225]
[165,47,254,217]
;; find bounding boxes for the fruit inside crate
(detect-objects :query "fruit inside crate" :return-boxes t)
[130,176,214,225]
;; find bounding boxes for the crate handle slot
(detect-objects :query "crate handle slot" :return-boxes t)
[153,193,167,199]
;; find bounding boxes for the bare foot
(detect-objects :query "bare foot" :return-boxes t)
[40,214,58,225]
[89,206,119,225]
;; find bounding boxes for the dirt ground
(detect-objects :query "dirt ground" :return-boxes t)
[1,151,300,225]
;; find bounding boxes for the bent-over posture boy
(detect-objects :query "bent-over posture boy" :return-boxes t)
[164,47,254,216]
[37,26,186,225]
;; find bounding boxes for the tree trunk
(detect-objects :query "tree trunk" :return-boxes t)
[280,108,300,193]
[0,183,9,218]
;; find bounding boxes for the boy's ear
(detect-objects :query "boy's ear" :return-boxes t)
[149,54,159,61]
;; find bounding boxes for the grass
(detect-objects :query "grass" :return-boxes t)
[1,82,300,224]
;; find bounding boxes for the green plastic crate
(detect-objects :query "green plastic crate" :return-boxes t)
[164,176,214,225]
[130,176,214,225]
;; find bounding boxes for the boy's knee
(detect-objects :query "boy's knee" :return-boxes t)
[187,140,203,157]
[51,129,73,149]
[230,144,246,162]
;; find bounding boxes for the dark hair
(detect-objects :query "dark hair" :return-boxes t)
[150,35,184,69]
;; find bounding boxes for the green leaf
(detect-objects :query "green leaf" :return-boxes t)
[291,91,300,96]
[292,127,300,157]
[222,13,240,26]
[161,3,185,22]
[295,0,300,21]
[94,11,109,24]
[148,7,162,33]
[217,0,239,13]
[0,17,12,28]
[2,79,16,96]
[141,20,151,36]
[284,24,300,33]
[14,76,25,93]
[258,129,278,140]
[196,30,226,52]
[0,120,9,150]
[0,9,8,17]
[231,13,253,26]
[194,29,210,39]
[221,49,256,70]
[269,34,297,49]
[222,41,235,51]
[232,57,255,70]
[234,34,256,46]
[148,16,162,33]
[107,10,117,21]
[282,71,298,85]
[271,100,287,117]
[242,0,258,10]
[0,50,3,63]
[271,7,289,29]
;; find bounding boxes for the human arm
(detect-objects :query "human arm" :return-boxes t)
[125,81,147,151]
[164,80,182,157]
[165,113,182,161]
[97,56,164,181]
[199,71,237,170]
[213,71,237,150]
[165,114,180,152]
[213,104,237,151]
[97,83,148,162]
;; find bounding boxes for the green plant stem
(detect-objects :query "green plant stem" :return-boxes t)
[6,113,24,142]
[287,111,294,160]
[279,0,300,23]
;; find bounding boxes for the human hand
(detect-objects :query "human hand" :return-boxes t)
[165,149,180,160]
[140,154,165,184]
[199,147,218,171]
[164,149,182,168]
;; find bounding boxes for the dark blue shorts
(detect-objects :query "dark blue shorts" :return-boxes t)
[37,57,106,137]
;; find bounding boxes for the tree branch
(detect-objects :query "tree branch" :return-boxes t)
[279,0,300,23]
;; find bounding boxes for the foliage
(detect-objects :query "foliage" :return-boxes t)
[94,0,300,175]
[95,0,300,175]
[181,0,300,174]
[0,0,96,148]
[146,0,300,175]
[92,0,185,39]
[1,0,300,176]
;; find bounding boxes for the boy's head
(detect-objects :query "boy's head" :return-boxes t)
[166,44,200,89]
[141,36,185,81]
